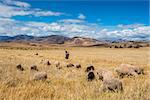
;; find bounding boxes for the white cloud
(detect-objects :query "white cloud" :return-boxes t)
[97,26,150,40]
[0,17,149,41]
[0,0,64,17]
[0,4,31,17]
[2,0,31,8]
[58,19,85,23]
[34,10,63,16]
[0,17,97,38]
[78,13,86,19]
[117,23,144,29]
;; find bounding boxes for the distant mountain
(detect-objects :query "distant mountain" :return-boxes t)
[0,35,34,42]
[0,35,71,44]
[12,35,34,40]
[65,36,107,46]
[0,35,149,47]
[0,35,105,46]
[0,36,12,41]
[32,35,71,44]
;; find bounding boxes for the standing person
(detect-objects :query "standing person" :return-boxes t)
[65,50,69,59]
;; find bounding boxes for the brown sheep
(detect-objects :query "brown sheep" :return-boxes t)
[102,78,123,92]
[96,69,123,92]
[54,61,60,68]
[96,69,114,81]
[40,59,44,64]
[54,61,62,69]
[129,64,144,74]
[32,72,47,81]
[114,64,143,78]
[66,63,74,67]
[85,65,95,72]
[16,64,24,71]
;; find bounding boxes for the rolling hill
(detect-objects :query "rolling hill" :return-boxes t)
[0,35,104,46]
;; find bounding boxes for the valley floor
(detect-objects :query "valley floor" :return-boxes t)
[0,47,150,100]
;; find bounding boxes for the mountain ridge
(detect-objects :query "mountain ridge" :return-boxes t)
[0,35,149,47]
[0,35,103,46]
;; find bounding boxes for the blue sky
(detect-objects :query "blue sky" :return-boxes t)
[14,0,149,25]
[0,0,149,40]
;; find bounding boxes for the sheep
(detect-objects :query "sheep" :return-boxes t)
[75,64,81,68]
[65,50,69,59]
[96,68,123,92]
[96,69,113,81]
[96,69,123,92]
[54,61,60,68]
[87,71,95,81]
[54,61,62,69]
[85,65,94,72]
[66,63,74,67]
[40,59,51,66]
[115,67,137,78]
[31,65,38,71]
[32,72,47,81]
[114,45,119,48]
[115,64,144,78]
[45,60,51,66]
[16,64,24,71]
[129,64,144,74]
[102,78,123,92]
[35,53,38,55]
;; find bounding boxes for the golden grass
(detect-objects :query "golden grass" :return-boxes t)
[0,47,149,100]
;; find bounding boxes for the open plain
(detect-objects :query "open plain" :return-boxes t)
[0,45,150,100]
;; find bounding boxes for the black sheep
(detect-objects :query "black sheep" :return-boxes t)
[65,51,69,59]
[16,64,24,71]
[87,71,95,81]
[31,65,38,71]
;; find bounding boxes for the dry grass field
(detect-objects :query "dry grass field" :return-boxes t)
[0,46,150,100]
